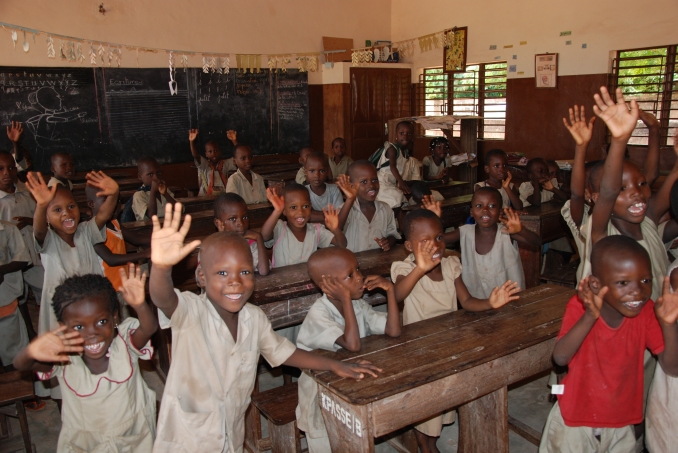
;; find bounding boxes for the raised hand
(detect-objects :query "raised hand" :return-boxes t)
[437,167,448,180]
[319,274,351,302]
[25,172,57,207]
[226,130,237,143]
[639,110,660,130]
[542,179,555,191]
[363,275,394,292]
[243,229,263,242]
[188,128,199,142]
[413,240,441,273]
[266,187,285,211]
[563,105,596,146]
[323,204,340,231]
[488,280,521,309]
[502,171,513,189]
[119,263,147,308]
[592,87,639,139]
[336,174,358,199]
[500,208,522,235]
[86,171,119,198]
[151,203,201,267]
[26,326,84,363]
[577,276,606,319]
[157,180,167,195]
[421,194,442,217]
[332,359,382,380]
[374,237,391,252]
[6,121,23,143]
[655,276,678,325]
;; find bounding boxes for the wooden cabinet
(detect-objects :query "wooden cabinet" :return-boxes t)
[350,68,412,161]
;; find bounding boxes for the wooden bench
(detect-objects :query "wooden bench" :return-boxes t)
[0,371,36,453]
[250,383,302,453]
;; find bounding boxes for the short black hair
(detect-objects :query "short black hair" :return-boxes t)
[409,181,432,204]
[526,158,547,174]
[396,121,414,131]
[348,159,376,180]
[484,149,507,163]
[50,152,72,165]
[204,140,220,149]
[429,137,449,152]
[137,156,159,171]
[331,137,346,147]
[473,186,503,206]
[234,144,252,154]
[591,235,650,277]
[0,150,14,162]
[401,209,443,241]
[52,274,119,322]
[282,182,310,198]
[214,192,246,218]
[305,151,328,167]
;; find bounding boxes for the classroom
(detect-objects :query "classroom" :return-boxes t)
[0,1,677,452]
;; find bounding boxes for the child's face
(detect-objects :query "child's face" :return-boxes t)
[432,142,449,161]
[0,154,17,192]
[591,255,652,318]
[298,148,312,165]
[234,147,253,172]
[215,202,249,235]
[611,162,651,223]
[405,217,445,263]
[471,192,502,228]
[204,143,222,164]
[329,253,365,300]
[199,242,255,315]
[47,189,80,236]
[547,163,559,181]
[51,155,75,180]
[396,124,413,148]
[304,156,328,188]
[60,294,118,361]
[529,161,549,182]
[332,140,346,158]
[283,190,311,229]
[350,165,379,202]
[138,162,162,187]
[485,155,508,182]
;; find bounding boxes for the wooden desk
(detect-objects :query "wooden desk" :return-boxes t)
[426,180,472,199]
[518,201,569,288]
[401,194,473,230]
[309,284,572,453]
[263,170,299,185]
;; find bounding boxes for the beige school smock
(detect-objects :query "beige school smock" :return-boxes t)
[47,177,74,190]
[0,221,30,365]
[458,224,525,299]
[226,169,267,205]
[38,318,156,453]
[295,167,306,185]
[519,179,559,207]
[375,142,421,208]
[154,291,296,453]
[132,189,175,221]
[475,181,515,209]
[269,220,335,268]
[561,200,590,282]
[308,184,343,212]
[391,254,461,436]
[0,187,41,266]
[342,200,400,253]
[296,294,387,448]
[422,155,452,179]
[196,156,236,196]
[329,155,353,178]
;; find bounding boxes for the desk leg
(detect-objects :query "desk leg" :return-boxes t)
[458,386,508,453]
[518,244,541,289]
[317,385,374,452]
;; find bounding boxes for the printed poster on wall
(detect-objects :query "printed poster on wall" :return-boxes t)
[535,53,558,88]
[443,27,468,74]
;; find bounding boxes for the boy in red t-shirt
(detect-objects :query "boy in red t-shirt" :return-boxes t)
[539,235,678,453]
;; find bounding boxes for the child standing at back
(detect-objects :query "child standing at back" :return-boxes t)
[370,121,418,208]
[304,151,343,222]
[519,158,568,207]
[296,247,400,452]
[132,157,178,221]
[328,137,352,180]
[475,149,522,210]
[392,209,520,452]
[188,129,238,196]
[226,144,268,204]
[47,152,75,190]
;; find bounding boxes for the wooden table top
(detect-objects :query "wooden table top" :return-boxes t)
[309,284,571,405]
[518,201,565,220]
[401,193,473,212]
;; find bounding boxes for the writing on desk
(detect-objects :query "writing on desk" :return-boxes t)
[321,392,362,437]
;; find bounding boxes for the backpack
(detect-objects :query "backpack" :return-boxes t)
[120,186,150,223]
[368,142,408,170]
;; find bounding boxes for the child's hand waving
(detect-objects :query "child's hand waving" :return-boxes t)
[322,205,340,231]
[655,276,678,325]
[374,237,392,252]
[413,240,441,273]
[86,171,119,198]
[336,174,358,200]
[119,263,147,308]
[421,195,442,218]
[541,179,555,191]
[6,121,23,142]
[488,280,521,309]
[502,171,513,189]
[593,87,639,140]
[331,359,382,380]
[577,276,606,319]
[500,208,522,235]
[226,130,237,142]
[25,172,57,207]
[319,275,351,302]
[563,105,596,146]
[266,187,285,212]
[27,326,84,363]
[151,203,201,267]
[363,275,393,292]
[188,129,199,142]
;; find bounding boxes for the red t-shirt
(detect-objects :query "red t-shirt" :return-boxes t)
[557,295,664,428]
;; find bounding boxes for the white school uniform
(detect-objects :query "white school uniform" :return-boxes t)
[374,142,421,208]
[518,179,559,207]
[196,156,236,196]
[226,169,267,205]
[560,200,590,282]
[328,155,353,178]
[422,155,452,179]
[269,220,335,268]
[342,200,400,253]
[132,188,175,221]
[295,167,306,185]
[47,177,74,190]
[307,184,343,212]
[475,181,515,209]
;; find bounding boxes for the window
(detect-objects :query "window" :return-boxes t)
[420,68,448,137]
[612,45,677,146]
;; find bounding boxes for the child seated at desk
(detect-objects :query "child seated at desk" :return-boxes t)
[296,247,400,453]
[328,137,352,180]
[226,144,268,204]
[422,137,451,181]
[47,152,75,190]
[304,151,343,222]
[408,180,443,207]
[262,183,346,268]
[188,128,238,196]
[392,208,520,452]
[518,158,568,207]
[540,236,678,453]
[132,157,178,221]
[475,149,522,210]
[296,146,314,185]
[214,192,269,275]
[149,205,380,452]
[336,160,401,253]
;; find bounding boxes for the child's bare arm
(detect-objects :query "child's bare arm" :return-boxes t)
[189,129,200,160]
[591,87,639,245]
[324,205,347,247]
[364,275,401,337]
[502,208,541,247]
[336,175,357,231]
[261,188,284,241]
[393,241,439,302]
[244,230,270,276]
[543,178,568,202]
[24,172,57,245]
[119,263,158,350]
[455,278,520,312]
[552,277,603,366]
[564,105,595,227]
[147,180,160,219]
[7,121,24,163]
[158,181,178,206]
[13,326,84,372]
[386,146,410,194]
[120,225,151,247]
[149,203,201,319]
[374,236,396,252]
[320,275,361,351]
[309,209,325,223]
[284,349,381,380]
[526,181,543,207]
[93,243,150,267]
[654,276,678,376]
[639,110,661,187]
[647,131,678,224]
[504,173,524,210]
[87,171,120,230]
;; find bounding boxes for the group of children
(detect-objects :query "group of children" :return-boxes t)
[1,85,677,453]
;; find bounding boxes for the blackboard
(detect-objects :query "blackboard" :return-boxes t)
[0,66,309,172]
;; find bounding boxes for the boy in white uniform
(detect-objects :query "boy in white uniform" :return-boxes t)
[304,152,343,222]
[188,128,238,196]
[226,145,267,204]
[296,247,400,452]
[150,204,380,453]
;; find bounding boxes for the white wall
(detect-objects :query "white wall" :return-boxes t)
[392,0,678,78]
[0,0,391,68]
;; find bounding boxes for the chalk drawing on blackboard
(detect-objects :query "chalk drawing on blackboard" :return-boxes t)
[24,86,87,153]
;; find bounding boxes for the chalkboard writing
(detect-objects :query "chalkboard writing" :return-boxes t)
[0,66,309,171]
